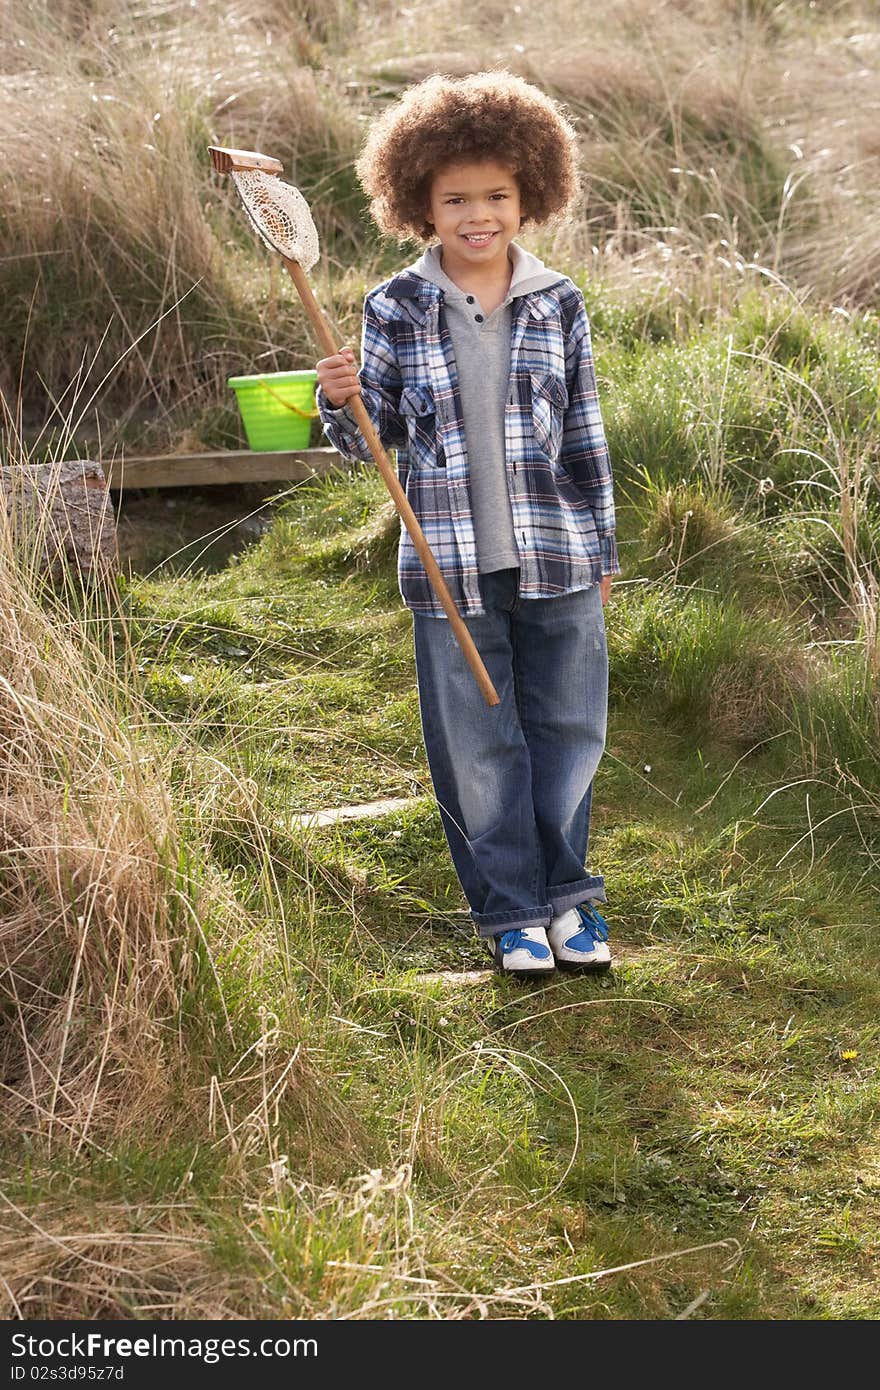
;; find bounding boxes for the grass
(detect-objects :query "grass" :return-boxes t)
[2,0,880,1323]
[6,423,879,1316]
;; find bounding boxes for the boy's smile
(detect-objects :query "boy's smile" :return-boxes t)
[426,159,522,288]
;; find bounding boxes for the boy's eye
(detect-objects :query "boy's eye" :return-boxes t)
[444,194,508,204]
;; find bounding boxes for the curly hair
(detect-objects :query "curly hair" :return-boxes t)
[354,70,582,243]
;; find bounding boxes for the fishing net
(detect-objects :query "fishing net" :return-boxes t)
[230,168,320,271]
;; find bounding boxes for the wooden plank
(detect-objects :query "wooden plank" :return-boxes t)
[103,447,357,491]
[286,797,420,831]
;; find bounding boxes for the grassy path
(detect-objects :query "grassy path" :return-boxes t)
[4,0,880,1321]
[47,459,871,1320]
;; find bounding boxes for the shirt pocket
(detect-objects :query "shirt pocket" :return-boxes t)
[529,369,568,462]
[399,383,443,470]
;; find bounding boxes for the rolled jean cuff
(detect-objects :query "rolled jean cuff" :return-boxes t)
[548,874,606,918]
[472,904,553,941]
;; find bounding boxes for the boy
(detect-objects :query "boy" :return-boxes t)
[316,71,620,979]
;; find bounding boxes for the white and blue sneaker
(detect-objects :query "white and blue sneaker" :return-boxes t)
[548,902,612,973]
[487,926,556,978]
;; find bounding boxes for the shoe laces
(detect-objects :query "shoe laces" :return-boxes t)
[575,902,609,944]
[498,928,547,959]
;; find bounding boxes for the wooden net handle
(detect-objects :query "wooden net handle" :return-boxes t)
[283,257,500,708]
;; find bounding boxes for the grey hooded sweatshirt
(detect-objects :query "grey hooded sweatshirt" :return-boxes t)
[404,241,563,574]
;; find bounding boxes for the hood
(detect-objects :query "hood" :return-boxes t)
[403,240,563,300]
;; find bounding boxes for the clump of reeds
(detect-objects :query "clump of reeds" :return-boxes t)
[0,413,364,1244]
[638,476,744,583]
[0,462,233,1151]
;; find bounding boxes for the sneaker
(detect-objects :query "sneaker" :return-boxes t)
[548,902,612,973]
[487,926,556,978]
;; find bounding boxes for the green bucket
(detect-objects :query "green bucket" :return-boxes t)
[227,369,319,451]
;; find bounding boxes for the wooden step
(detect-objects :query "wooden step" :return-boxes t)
[287,796,421,830]
[104,446,355,491]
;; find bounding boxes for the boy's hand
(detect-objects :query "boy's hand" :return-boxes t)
[316,347,361,408]
[599,574,613,606]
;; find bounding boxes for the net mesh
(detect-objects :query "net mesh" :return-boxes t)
[231,168,320,271]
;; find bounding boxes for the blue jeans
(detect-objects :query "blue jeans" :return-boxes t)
[412,568,608,939]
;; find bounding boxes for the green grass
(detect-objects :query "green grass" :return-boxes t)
[5,389,866,1317]
[4,0,880,1311]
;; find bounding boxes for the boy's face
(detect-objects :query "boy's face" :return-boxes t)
[426,159,522,278]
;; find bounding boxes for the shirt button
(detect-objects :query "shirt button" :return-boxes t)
[466,295,475,304]
[475,313,484,323]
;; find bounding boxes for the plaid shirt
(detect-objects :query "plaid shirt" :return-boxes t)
[317,269,620,617]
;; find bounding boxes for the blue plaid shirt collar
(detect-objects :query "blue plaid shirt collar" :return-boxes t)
[383,271,562,325]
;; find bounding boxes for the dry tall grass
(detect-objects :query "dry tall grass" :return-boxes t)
[351,0,880,302]
[0,472,239,1151]
[0,427,369,1315]
[3,0,878,451]
[0,0,362,443]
